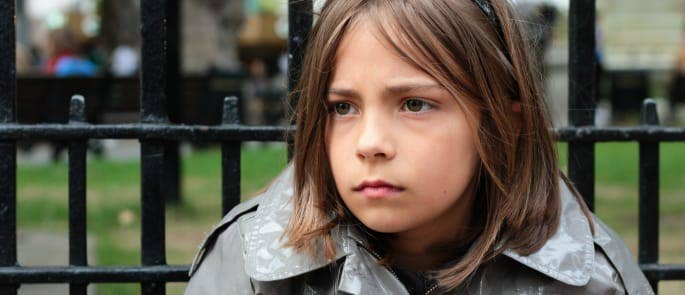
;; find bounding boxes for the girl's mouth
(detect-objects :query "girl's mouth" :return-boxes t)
[353,180,405,199]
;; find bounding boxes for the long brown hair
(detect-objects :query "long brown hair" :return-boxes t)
[284,0,585,290]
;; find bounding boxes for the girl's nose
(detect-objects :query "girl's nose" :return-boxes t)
[355,115,396,161]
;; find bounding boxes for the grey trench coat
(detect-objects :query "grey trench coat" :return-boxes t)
[184,166,654,294]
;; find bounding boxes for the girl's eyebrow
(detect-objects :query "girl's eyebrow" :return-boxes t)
[328,82,445,98]
[384,83,445,95]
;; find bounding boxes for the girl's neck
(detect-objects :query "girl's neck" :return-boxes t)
[389,184,479,270]
[390,225,476,270]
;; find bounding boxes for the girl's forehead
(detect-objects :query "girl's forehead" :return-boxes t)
[338,15,406,58]
[331,18,436,86]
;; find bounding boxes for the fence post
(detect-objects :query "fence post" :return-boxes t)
[68,95,88,295]
[140,0,168,293]
[286,0,313,158]
[639,99,660,293]
[163,0,182,204]
[0,0,18,293]
[568,0,597,211]
[222,97,241,216]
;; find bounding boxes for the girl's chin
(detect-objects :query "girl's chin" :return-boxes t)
[358,218,410,234]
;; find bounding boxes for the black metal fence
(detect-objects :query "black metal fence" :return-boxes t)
[0,0,683,294]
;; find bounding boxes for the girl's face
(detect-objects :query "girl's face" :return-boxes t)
[326,21,480,243]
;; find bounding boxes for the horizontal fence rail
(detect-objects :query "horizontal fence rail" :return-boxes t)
[1,124,685,142]
[0,266,189,284]
[0,124,289,141]
[5,263,683,285]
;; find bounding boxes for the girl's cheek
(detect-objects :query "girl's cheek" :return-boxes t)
[329,116,359,136]
[398,110,448,133]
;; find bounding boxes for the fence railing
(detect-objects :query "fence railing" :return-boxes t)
[1,0,684,294]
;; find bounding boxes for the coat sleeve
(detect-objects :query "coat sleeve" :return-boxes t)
[185,221,255,295]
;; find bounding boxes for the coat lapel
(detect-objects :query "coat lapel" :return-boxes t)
[241,165,349,281]
[502,179,595,286]
[336,243,409,295]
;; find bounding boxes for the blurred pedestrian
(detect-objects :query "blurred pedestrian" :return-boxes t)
[43,28,98,77]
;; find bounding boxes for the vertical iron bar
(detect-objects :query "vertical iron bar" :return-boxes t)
[287,0,313,94]
[568,0,596,211]
[68,95,88,295]
[163,0,181,204]
[0,0,15,124]
[286,0,313,158]
[0,0,18,293]
[639,99,660,293]
[140,0,169,124]
[140,0,168,293]
[222,97,241,216]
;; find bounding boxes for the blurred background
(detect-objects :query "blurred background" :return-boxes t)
[11,0,685,294]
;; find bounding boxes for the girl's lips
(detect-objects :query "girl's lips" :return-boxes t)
[353,180,405,199]
[357,185,403,199]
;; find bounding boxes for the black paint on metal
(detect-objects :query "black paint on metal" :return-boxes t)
[0,265,189,284]
[641,264,685,281]
[68,95,88,295]
[164,0,182,204]
[222,97,241,216]
[287,0,313,95]
[568,0,596,211]
[140,141,166,295]
[639,99,660,292]
[140,0,169,124]
[4,124,685,142]
[555,126,685,142]
[0,0,15,124]
[0,0,18,293]
[140,0,168,293]
[0,124,291,141]
[286,0,313,157]
[7,262,684,286]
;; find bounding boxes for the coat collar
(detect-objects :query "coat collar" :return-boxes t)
[501,181,594,286]
[241,165,351,281]
[241,165,594,287]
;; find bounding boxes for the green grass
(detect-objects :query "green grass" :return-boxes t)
[557,143,685,224]
[17,143,288,295]
[15,142,685,294]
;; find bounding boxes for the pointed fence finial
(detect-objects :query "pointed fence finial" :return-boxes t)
[69,95,85,123]
[222,96,239,124]
[640,98,659,126]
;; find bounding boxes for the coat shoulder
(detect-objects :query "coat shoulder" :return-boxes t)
[184,204,258,295]
[590,214,655,294]
[480,198,654,294]
[478,240,651,294]
[188,194,262,277]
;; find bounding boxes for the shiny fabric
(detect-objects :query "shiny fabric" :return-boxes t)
[185,165,654,294]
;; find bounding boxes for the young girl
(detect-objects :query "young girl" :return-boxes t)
[186,1,653,294]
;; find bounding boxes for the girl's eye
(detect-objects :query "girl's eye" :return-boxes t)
[332,102,358,116]
[402,99,433,112]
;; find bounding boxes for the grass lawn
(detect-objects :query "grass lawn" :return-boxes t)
[15,142,685,294]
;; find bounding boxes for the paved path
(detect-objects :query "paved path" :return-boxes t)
[17,230,96,295]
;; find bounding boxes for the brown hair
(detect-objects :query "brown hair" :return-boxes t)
[284,0,589,290]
